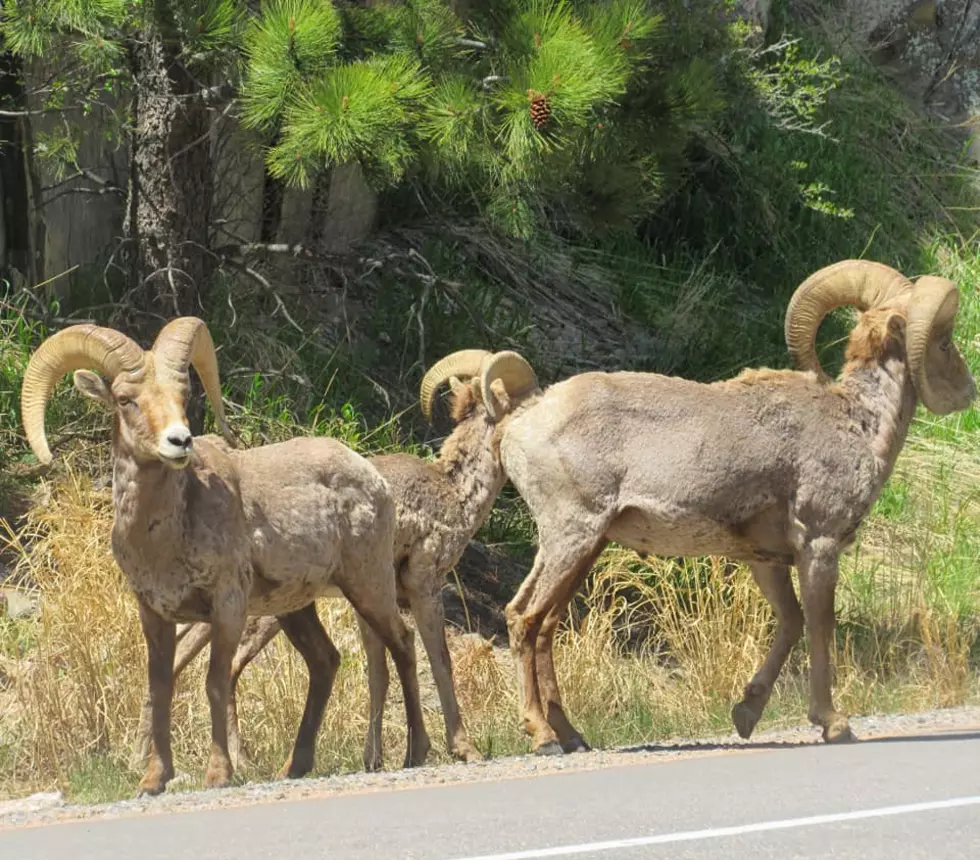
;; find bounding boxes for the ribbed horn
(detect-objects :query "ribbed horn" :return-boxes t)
[479,351,538,421]
[21,325,145,465]
[906,276,975,414]
[419,349,491,421]
[785,260,913,376]
[151,318,235,446]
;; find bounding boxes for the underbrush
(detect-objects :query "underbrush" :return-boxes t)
[1,421,977,802]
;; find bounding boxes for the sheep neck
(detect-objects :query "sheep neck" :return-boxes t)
[838,352,917,486]
[110,440,187,552]
[433,414,507,533]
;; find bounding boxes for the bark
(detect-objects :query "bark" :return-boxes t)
[0,51,30,281]
[131,26,215,318]
[259,132,285,244]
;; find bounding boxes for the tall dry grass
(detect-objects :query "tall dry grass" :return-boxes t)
[2,449,977,802]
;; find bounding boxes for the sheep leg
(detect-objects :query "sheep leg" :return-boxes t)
[355,612,390,771]
[732,563,804,739]
[227,615,282,769]
[344,581,431,770]
[136,601,176,797]
[203,592,246,790]
[276,605,340,780]
[132,621,212,772]
[405,579,482,763]
[505,531,603,756]
[798,539,854,744]
[535,544,605,754]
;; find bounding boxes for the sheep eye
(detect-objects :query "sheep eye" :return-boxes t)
[117,396,134,408]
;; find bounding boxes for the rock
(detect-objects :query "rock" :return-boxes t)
[0,587,41,620]
[907,0,939,29]
[0,791,64,818]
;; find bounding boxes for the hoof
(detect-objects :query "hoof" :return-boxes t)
[533,740,565,757]
[732,701,760,740]
[561,736,591,754]
[822,719,856,744]
[137,761,173,797]
[452,741,485,763]
[278,756,313,781]
[403,741,431,769]
[137,773,170,798]
[204,766,233,790]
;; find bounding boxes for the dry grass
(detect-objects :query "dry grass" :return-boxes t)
[2,449,977,802]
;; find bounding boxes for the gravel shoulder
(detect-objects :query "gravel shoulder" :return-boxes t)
[3,704,979,832]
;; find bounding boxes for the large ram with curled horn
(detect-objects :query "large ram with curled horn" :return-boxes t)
[20,318,431,796]
[481,260,976,757]
[133,347,538,770]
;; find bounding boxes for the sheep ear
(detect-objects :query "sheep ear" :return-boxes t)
[73,370,114,409]
[886,312,906,343]
[487,377,512,417]
[448,376,466,396]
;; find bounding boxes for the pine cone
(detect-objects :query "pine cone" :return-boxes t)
[529,93,551,129]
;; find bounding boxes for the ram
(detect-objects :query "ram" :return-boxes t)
[472,260,976,756]
[20,319,430,795]
[133,349,533,769]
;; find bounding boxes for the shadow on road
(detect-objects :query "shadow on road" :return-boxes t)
[617,729,980,755]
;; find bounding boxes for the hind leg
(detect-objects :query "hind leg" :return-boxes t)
[534,543,605,753]
[403,571,481,762]
[506,524,607,756]
[227,615,282,768]
[355,613,390,771]
[341,573,430,769]
[276,604,340,779]
[732,563,805,739]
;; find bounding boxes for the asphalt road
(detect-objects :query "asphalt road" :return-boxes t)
[2,729,979,859]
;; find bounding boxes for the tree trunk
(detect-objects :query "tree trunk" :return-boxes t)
[0,51,30,282]
[260,131,285,244]
[131,28,215,318]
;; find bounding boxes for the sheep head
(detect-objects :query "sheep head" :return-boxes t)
[21,317,234,468]
[419,349,538,423]
[785,260,976,415]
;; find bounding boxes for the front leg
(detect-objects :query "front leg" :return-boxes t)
[205,589,247,789]
[797,537,854,744]
[131,621,212,772]
[137,602,176,797]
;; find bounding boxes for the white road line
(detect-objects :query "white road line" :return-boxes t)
[451,794,980,860]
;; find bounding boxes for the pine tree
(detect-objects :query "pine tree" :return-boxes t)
[243,0,728,239]
[0,0,246,316]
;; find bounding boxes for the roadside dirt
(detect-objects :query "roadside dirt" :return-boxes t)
[3,704,978,832]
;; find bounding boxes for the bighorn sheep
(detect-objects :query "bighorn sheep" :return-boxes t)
[133,350,531,767]
[20,319,430,795]
[471,260,976,755]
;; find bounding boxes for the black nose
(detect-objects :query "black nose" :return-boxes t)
[167,431,192,449]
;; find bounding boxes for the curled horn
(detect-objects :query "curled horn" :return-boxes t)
[785,260,913,377]
[151,317,235,447]
[419,349,491,421]
[479,351,538,421]
[21,325,145,465]
[905,276,975,414]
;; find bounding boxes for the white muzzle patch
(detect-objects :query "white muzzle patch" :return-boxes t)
[158,422,193,465]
